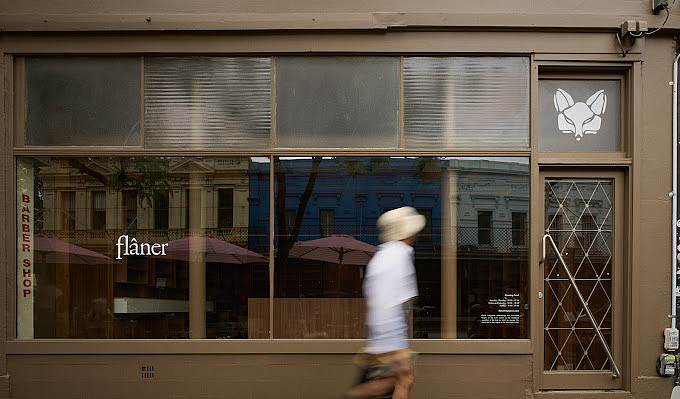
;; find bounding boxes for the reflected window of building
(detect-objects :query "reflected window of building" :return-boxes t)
[153,190,169,230]
[218,188,234,229]
[512,212,527,246]
[581,214,596,252]
[123,191,137,231]
[478,211,492,245]
[62,191,76,231]
[284,209,296,237]
[92,191,107,230]
[320,209,335,237]
[183,189,191,229]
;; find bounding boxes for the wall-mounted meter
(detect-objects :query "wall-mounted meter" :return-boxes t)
[666,328,680,351]
[658,353,677,377]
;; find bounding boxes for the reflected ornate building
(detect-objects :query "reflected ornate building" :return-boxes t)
[28,157,269,339]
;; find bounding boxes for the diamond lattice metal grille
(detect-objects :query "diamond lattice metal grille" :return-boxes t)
[544,179,613,371]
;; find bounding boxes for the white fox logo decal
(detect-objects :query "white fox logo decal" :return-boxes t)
[553,88,607,141]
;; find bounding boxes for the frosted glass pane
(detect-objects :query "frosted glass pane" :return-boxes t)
[403,57,529,149]
[539,80,620,152]
[144,57,271,149]
[25,57,141,146]
[275,57,399,148]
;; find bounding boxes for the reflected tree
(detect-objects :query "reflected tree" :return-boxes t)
[273,156,442,269]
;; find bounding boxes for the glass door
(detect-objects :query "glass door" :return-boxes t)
[539,170,624,389]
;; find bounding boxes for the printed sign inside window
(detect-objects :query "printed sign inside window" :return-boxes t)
[539,79,621,152]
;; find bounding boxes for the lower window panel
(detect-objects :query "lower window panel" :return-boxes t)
[16,156,528,339]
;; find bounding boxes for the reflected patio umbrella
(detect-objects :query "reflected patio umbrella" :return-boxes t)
[158,234,268,264]
[33,233,112,265]
[288,234,378,266]
[289,234,378,295]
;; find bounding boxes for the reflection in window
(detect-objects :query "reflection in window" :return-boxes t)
[284,209,296,236]
[92,191,107,230]
[123,191,137,231]
[62,191,76,231]
[581,214,596,252]
[218,189,234,229]
[320,209,335,237]
[270,157,529,339]
[477,211,492,245]
[153,190,169,230]
[512,212,527,246]
[17,156,528,340]
[18,157,270,339]
[183,189,191,229]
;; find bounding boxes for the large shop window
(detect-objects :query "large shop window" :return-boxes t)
[269,157,529,339]
[16,156,528,339]
[16,157,270,339]
[16,55,532,340]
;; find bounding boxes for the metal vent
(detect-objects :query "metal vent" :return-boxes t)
[140,364,156,380]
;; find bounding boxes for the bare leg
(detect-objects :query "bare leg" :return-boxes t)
[390,350,414,399]
[344,377,396,399]
[345,348,413,399]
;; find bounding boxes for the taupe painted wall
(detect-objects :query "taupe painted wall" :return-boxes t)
[0,0,678,31]
[632,34,676,399]
[7,354,533,399]
[1,1,680,398]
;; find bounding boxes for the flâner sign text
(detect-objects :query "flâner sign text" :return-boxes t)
[116,235,169,260]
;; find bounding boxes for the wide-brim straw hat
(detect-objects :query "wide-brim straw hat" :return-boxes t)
[377,206,426,243]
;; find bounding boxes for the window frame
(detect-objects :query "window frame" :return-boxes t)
[7,52,636,358]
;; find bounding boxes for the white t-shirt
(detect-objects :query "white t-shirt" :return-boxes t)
[363,240,418,353]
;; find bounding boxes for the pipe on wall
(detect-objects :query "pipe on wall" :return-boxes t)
[672,52,680,328]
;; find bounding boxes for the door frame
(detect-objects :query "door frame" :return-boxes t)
[534,168,626,390]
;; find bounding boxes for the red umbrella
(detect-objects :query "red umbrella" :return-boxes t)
[33,234,112,265]
[159,234,268,264]
[288,234,377,266]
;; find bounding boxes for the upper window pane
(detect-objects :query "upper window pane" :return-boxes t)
[275,57,399,148]
[25,57,141,146]
[539,79,621,152]
[144,57,271,149]
[403,57,530,149]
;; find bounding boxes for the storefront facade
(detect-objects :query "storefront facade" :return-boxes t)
[0,1,678,398]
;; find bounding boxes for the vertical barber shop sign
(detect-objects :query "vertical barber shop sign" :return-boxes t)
[16,158,34,339]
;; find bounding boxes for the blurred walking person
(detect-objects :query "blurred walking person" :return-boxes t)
[345,206,425,399]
